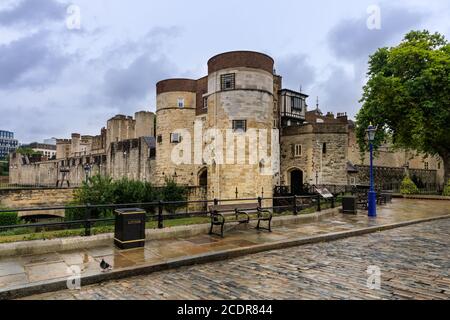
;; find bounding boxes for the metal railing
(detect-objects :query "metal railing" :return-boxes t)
[0,194,340,237]
[275,183,444,196]
[379,182,444,194]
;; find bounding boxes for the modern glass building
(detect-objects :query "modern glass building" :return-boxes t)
[0,130,18,159]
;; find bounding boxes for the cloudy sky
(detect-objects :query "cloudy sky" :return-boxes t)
[0,0,449,143]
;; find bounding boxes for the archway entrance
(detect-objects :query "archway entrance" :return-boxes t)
[290,169,304,195]
[198,168,207,187]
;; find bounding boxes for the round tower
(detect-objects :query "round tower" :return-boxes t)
[205,51,277,203]
[155,79,198,185]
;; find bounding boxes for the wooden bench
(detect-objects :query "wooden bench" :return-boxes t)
[208,203,272,237]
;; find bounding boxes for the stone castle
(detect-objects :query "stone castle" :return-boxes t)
[9,51,445,200]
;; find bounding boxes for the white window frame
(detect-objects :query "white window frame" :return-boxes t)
[170,133,181,143]
[177,98,185,108]
[221,73,235,91]
[232,120,247,133]
[294,144,302,157]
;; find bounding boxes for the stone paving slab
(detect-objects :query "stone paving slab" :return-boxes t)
[0,198,449,299]
[25,219,450,300]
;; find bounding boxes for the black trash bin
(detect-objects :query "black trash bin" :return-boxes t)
[342,196,358,214]
[114,208,146,250]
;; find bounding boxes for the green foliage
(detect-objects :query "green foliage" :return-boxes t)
[0,160,9,176]
[0,211,18,226]
[443,181,450,196]
[356,30,450,184]
[75,175,116,205]
[66,175,116,220]
[66,175,188,219]
[400,176,419,195]
[15,147,43,157]
[159,177,188,213]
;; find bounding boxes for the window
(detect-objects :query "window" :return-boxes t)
[294,144,302,157]
[322,143,327,154]
[232,120,247,133]
[221,73,235,91]
[291,97,303,110]
[157,135,162,143]
[170,133,181,143]
[149,148,156,158]
[203,97,208,109]
[424,162,429,170]
[177,98,185,108]
[438,162,441,170]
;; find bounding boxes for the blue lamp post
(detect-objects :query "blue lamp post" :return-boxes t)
[367,124,377,217]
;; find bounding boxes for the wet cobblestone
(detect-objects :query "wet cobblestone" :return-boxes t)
[25,219,450,300]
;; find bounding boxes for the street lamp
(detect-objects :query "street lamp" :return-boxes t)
[366,124,377,217]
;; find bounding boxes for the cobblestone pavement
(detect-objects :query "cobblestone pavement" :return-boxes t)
[25,218,450,300]
[2,198,450,294]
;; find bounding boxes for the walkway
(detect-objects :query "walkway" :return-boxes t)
[0,198,449,298]
[25,218,450,300]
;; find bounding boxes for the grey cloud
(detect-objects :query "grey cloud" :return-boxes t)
[103,54,173,105]
[320,4,430,117]
[100,27,182,108]
[0,31,70,88]
[327,5,428,61]
[0,0,66,26]
[315,65,362,117]
[275,54,316,91]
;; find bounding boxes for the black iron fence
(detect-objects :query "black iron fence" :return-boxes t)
[276,183,444,196]
[0,194,340,237]
[379,182,443,194]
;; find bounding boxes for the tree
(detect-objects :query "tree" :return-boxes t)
[0,159,9,176]
[15,147,43,157]
[357,30,450,184]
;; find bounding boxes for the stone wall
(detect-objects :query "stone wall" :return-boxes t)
[355,165,438,189]
[281,123,349,187]
[347,129,445,185]
[0,188,75,218]
[109,137,155,182]
[0,186,208,219]
[9,153,107,187]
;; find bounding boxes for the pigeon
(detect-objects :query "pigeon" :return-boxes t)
[100,259,112,272]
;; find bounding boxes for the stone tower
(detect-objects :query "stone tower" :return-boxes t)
[204,51,277,202]
[155,79,199,186]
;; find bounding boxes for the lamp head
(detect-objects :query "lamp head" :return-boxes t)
[366,123,377,142]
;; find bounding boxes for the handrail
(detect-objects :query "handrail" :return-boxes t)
[0,194,341,234]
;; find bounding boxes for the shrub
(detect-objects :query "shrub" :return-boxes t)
[112,178,158,203]
[68,175,116,220]
[400,176,419,195]
[0,211,18,226]
[160,177,188,213]
[67,175,188,218]
[443,180,450,196]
